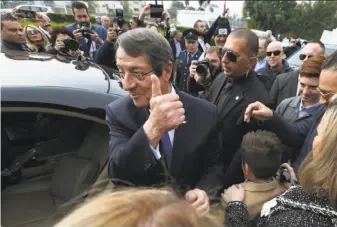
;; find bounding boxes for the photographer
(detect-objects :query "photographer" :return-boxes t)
[95,18,124,70]
[46,27,88,60]
[188,46,222,97]
[66,2,107,61]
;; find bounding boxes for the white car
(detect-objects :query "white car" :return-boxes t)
[15,4,54,14]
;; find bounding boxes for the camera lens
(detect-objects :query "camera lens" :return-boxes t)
[196,64,207,75]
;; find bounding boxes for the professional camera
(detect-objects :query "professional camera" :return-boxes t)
[279,167,291,183]
[78,22,92,39]
[61,38,80,53]
[195,58,214,78]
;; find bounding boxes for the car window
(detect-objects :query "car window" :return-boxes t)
[30,6,42,12]
[1,109,109,226]
[18,6,31,11]
[286,48,302,69]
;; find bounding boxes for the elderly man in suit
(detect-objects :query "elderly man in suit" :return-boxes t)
[106,28,224,215]
[269,41,325,108]
[174,29,202,93]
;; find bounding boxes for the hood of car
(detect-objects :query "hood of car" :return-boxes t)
[1,51,126,96]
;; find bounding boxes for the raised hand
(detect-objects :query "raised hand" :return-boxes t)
[143,75,185,147]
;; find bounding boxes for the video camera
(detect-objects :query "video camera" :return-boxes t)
[61,38,80,54]
[194,58,214,78]
[78,22,93,39]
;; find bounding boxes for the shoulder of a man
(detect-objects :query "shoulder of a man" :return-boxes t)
[106,96,132,121]
[66,23,77,31]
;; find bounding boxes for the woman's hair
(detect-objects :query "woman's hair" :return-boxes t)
[50,27,75,47]
[300,54,327,78]
[299,94,337,208]
[24,25,51,52]
[55,188,222,227]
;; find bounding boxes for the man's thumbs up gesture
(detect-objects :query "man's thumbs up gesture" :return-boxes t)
[143,74,185,147]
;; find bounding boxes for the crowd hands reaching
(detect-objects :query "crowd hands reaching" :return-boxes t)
[2,1,337,227]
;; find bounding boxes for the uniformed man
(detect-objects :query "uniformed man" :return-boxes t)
[174,28,202,93]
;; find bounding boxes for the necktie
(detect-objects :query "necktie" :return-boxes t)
[187,53,192,64]
[160,132,173,167]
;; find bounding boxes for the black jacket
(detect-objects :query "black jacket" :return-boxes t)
[203,70,272,187]
[198,16,221,52]
[256,60,294,92]
[106,89,224,196]
[269,70,299,109]
[95,40,117,70]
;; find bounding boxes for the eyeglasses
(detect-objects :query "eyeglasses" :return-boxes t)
[266,50,282,57]
[119,69,155,81]
[222,48,239,62]
[290,41,296,43]
[27,29,40,36]
[317,87,337,101]
[299,54,313,61]
[77,15,88,19]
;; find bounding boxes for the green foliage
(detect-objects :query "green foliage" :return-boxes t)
[45,13,96,24]
[121,1,133,16]
[244,0,337,40]
[167,1,185,19]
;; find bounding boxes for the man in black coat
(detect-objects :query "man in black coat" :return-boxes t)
[169,31,185,60]
[191,28,272,186]
[106,28,224,214]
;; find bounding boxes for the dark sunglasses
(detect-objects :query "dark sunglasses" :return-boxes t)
[27,29,40,35]
[222,48,238,62]
[299,54,313,61]
[266,50,282,57]
[290,41,296,43]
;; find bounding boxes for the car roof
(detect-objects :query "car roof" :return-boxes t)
[1,51,125,96]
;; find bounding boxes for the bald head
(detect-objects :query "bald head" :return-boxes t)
[267,41,283,51]
[300,42,325,67]
[266,41,284,70]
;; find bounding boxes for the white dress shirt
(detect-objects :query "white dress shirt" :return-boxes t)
[148,85,176,160]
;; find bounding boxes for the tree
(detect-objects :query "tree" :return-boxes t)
[167,1,185,19]
[121,1,133,16]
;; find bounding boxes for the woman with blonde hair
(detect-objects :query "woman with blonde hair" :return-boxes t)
[223,94,337,226]
[24,25,51,52]
[55,188,222,227]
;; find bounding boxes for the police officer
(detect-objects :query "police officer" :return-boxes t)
[174,28,202,93]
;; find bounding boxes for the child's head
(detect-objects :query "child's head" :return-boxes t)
[240,130,282,181]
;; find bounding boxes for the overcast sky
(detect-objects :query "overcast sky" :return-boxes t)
[145,1,244,18]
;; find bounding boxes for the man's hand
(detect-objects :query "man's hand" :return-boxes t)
[244,101,273,123]
[141,4,151,16]
[189,60,210,84]
[55,38,65,51]
[143,75,185,147]
[11,8,21,20]
[222,184,244,203]
[185,189,209,216]
[73,29,83,40]
[90,31,103,44]
[107,28,117,43]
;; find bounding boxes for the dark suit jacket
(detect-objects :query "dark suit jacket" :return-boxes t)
[96,40,117,70]
[269,70,299,109]
[106,90,223,196]
[204,71,272,188]
[169,38,185,60]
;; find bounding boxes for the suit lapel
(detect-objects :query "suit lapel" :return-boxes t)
[170,90,191,178]
[289,70,299,96]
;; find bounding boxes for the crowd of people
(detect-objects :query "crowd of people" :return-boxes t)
[1,1,337,227]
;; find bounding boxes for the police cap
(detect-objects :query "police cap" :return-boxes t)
[183,28,199,42]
